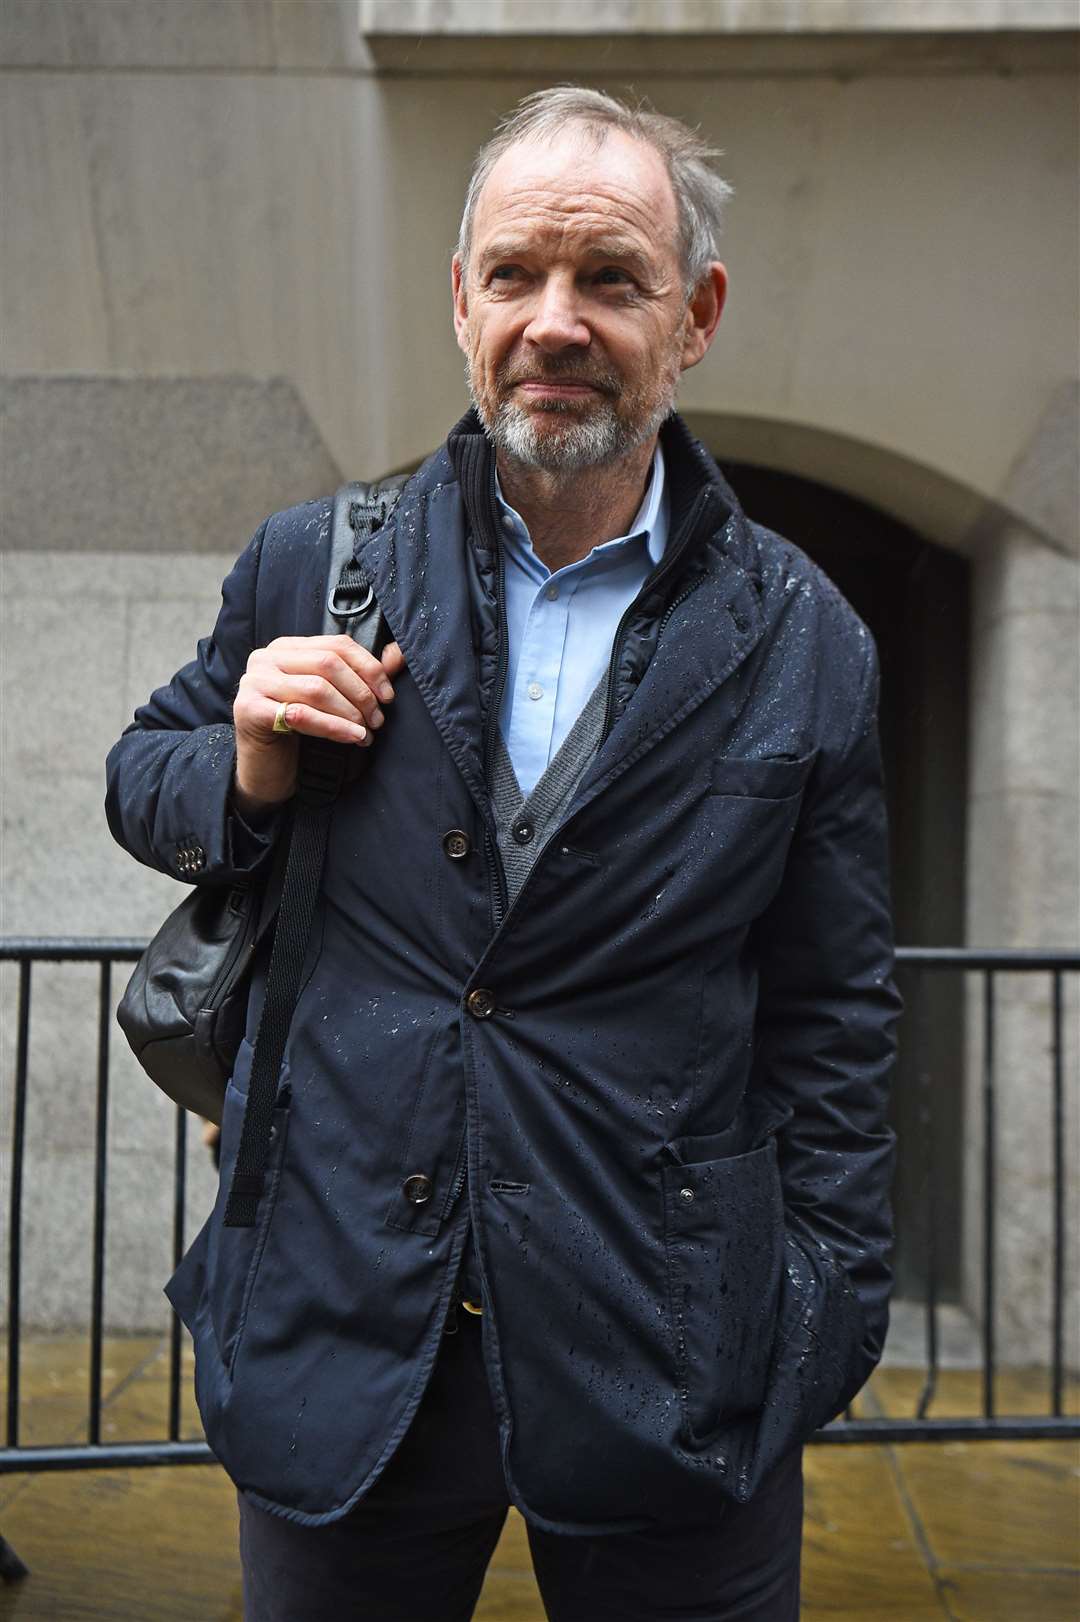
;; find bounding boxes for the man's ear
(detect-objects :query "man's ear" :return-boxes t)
[452,254,470,355]
[680,263,728,373]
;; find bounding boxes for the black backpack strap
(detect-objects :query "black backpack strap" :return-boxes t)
[324,476,409,644]
[223,477,407,1227]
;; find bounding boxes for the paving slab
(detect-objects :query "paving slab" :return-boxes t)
[896,1438,1080,1571]
[940,1566,1080,1621]
[802,1444,946,1619]
[477,1509,547,1619]
[0,1465,242,1621]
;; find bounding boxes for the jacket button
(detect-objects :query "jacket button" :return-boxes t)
[511,819,534,845]
[466,987,496,1019]
[402,1173,433,1205]
[442,829,471,860]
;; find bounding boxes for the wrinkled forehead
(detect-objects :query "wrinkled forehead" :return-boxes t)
[471,127,680,260]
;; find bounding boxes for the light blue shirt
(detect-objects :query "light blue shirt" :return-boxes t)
[495,445,669,798]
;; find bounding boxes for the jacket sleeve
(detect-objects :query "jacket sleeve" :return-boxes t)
[748,632,901,1425]
[104,518,282,886]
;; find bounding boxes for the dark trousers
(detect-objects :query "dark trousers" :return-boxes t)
[238,1309,803,1622]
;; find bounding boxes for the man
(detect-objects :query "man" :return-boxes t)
[106,88,899,1621]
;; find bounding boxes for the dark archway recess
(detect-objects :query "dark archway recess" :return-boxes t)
[721,461,971,1302]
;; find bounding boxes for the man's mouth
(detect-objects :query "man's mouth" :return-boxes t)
[515,379,600,398]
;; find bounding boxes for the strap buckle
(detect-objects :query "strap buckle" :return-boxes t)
[326,581,375,622]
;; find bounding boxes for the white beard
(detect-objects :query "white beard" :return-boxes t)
[464,340,682,474]
[481,392,670,473]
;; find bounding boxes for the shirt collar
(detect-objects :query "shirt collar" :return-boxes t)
[494,443,668,572]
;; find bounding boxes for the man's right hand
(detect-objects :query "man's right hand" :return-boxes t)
[232,634,406,816]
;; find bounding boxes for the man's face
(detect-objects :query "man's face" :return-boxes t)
[453,128,720,474]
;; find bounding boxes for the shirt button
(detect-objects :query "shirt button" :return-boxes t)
[544,585,559,601]
[466,987,496,1019]
[527,682,543,701]
[402,1173,433,1205]
[442,829,471,860]
[501,513,515,531]
[512,819,534,845]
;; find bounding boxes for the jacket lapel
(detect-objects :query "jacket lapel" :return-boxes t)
[354,411,767,828]
[568,416,769,815]
[567,517,767,818]
[353,450,494,824]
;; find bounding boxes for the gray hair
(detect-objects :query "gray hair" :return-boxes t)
[457,87,733,296]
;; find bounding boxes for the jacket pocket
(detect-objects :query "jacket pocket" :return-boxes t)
[709,751,816,800]
[204,1041,292,1377]
[662,1135,784,1442]
[699,755,814,929]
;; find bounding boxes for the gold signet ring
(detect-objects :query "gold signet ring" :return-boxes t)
[272,701,293,735]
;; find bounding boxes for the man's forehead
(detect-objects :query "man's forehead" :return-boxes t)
[472,127,678,247]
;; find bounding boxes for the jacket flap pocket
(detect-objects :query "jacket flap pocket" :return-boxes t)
[661,1133,785,1437]
[664,1097,793,1166]
[709,751,816,800]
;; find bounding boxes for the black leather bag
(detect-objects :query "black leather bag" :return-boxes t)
[116,476,406,1129]
[117,883,268,1123]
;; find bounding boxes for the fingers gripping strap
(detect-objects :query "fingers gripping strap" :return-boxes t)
[223,478,405,1228]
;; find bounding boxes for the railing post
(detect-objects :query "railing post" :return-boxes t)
[88,959,112,1446]
[981,969,996,1421]
[6,960,31,1450]
[918,957,941,1419]
[168,1105,188,1442]
[1051,970,1065,1418]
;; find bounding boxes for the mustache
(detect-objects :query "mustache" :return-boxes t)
[496,357,620,397]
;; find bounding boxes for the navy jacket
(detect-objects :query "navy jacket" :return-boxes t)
[105,411,900,1532]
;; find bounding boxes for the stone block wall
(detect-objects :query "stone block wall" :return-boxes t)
[1,375,341,1330]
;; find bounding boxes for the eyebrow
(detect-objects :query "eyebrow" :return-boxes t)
[477,238,657,280]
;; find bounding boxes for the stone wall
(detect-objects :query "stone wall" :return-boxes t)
[1,376,340,1331]
[1,548,236,1330]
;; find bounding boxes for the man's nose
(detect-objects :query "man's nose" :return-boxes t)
[522,275,590,352]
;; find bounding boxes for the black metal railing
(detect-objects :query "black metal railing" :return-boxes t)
[1,939,210,1479]
[1,940,1077,1485]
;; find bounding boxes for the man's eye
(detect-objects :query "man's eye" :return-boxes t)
[490,266,519,281]
[596,267,630,285]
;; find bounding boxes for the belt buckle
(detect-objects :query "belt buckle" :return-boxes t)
[443,1293,483,1336]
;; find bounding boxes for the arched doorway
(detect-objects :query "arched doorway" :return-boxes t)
[720,460,972,1302]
